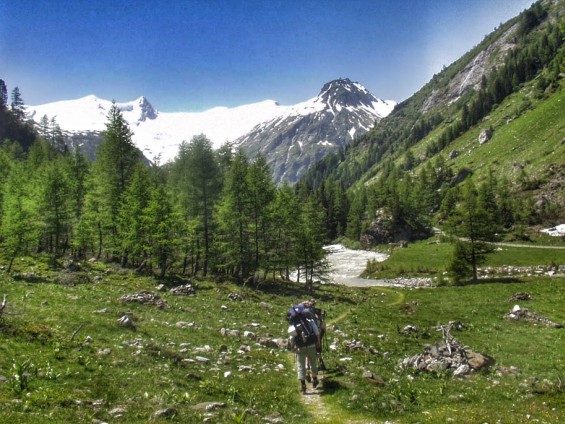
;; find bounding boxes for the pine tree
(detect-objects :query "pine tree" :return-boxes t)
[446,180,496,283]
[0,79,9,109]
[10,87,25,120]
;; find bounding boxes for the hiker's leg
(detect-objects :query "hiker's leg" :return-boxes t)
[305,345,320,388]
[306,345,318,376]
[296,349,307,381]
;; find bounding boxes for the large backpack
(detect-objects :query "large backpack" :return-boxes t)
[287,305,317,348]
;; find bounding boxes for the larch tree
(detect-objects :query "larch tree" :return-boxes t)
[1,164,39,271]
[247,154,275,276]
[446,179,496,283]
[215,150,253,282]
[88,103,140,257]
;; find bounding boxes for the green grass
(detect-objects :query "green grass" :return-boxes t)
[364,234,565,278]
[1,255,565,423]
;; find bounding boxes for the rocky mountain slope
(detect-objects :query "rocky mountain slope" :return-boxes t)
[26,79,394,175]
[235,78,395,184]
[303,0,564,194]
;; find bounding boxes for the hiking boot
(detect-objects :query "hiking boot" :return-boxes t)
[300,381,307,393]
[312,377,319,389]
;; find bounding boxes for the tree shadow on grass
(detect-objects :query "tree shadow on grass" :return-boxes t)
[459,277,524,286]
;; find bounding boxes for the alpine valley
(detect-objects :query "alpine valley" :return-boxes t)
[25,78,395,183]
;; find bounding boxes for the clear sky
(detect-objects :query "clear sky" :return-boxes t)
[0,0,533,112]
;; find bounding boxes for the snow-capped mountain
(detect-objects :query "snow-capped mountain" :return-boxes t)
[26,95,285,163]
[26,78,395,181]
[235,78,395,184]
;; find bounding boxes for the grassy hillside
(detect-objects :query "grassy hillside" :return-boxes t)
[1,256,565,423]
[300,0,565,239]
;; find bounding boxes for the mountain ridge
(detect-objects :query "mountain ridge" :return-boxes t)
[235,78,395,183]
[25,79,394,170]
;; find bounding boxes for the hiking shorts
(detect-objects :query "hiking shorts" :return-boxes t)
[296,344,318,380]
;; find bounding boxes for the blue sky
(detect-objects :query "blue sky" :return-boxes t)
[0,0,533,112]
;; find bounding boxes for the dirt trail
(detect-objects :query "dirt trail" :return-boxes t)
[295,289,405,423]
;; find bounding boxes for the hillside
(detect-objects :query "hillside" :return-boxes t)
[300,0,565,243]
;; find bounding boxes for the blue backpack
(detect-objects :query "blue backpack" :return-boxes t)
[287,305,317,347]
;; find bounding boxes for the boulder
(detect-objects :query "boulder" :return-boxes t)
[479,128,493,145]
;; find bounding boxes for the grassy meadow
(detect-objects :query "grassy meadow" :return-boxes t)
[1,246,564,423]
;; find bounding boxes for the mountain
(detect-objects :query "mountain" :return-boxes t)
[234,78,395,184]
[26,79,394,174]
[300,0,565,243]
[26,95,286,163]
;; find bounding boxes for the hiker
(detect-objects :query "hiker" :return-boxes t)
[287,301,321,393]
[302,300,327,370]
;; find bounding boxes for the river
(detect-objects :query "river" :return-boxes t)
[323,244,433,288]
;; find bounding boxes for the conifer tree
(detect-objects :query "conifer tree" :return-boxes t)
[10,87,25,120]
[446,179,496,283]
[37,158,73,256]
[88,103,140,257]
[117,163,152,266]
[0,79,7,108]
[1,164,39,271]
[215,150,253,282]
[296,196,328,293]
[270,182,301,280]
[145,179,178,278]
[247,154,275,274]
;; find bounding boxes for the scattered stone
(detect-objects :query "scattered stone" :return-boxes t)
[119,291,168,308]
[195,356,210,363]
[94,308,109,314]
[63,259,81,272]
[238,365,254,372]
[224,371,232,378]
[402,323,494,375]
[97,348,112,356]
[509,292,533,301]
[401,325,419,334]
[400,300,418,314]
[175,321,195,328]
[155,284,167,292]
[192,402,226,411]
[362,369,386,385]
[259,302,273,309]
[169,284,195,296]
[228,293,244,301]
[259,337,288,350]
[109,407,126,417]
[342,339,378,354]
[118,314,135,329]
[243,331,256,339]
[154,408,177,418]
[84,336,93,345]
[504,305,563,328]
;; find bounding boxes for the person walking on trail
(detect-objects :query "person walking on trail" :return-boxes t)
[287,300,321,393]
